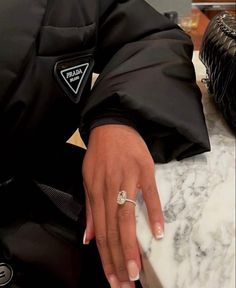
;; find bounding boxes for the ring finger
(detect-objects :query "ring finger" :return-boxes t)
[118,182,141,283]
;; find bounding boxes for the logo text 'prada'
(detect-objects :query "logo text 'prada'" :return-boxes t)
[60,63,89,95]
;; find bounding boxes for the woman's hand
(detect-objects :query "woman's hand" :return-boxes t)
[82,124,164,288]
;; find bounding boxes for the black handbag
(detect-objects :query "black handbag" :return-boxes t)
[199,12,236,133]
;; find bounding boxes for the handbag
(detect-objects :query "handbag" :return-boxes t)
[199,11,236,133]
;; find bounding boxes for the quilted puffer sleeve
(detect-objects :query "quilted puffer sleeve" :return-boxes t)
[79,0,210,163]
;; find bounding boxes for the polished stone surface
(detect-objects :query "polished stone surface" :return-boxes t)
[136,51,235,288]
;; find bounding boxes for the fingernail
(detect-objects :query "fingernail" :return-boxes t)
[108,274,119,288]
[154,223,164,240]
[83,230,90,245]
[121,282,132,288]
[127,260,139,281]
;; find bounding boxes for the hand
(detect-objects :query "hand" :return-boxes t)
[82,124,164,287]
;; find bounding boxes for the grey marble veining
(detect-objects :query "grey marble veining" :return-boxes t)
[136,52,235,288]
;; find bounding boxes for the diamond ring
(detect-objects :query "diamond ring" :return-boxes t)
[117,190,136,206]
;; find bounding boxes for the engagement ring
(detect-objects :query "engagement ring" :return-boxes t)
[117,190,136,206]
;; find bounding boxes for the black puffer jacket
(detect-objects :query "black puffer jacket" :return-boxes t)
[0,0,210,172]
[0,1,211,287]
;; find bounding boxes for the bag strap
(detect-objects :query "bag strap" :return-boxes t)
[216,12,236,39]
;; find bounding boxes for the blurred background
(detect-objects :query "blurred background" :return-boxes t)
[146,0,192,17]
[145,0,236,50]
[191,0,235,19]
[146,0,235,19]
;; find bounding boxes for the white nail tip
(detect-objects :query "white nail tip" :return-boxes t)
[154,223,164,240]
[129,274,140,282]
[83,230,90,245]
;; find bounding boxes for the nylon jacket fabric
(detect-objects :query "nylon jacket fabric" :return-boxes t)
[0,1,210,287]
[84,0,211,162]
[0,0,210,172]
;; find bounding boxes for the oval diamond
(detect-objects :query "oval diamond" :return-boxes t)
[117,191,127,205]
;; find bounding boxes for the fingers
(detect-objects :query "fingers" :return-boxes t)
[105,189,129,283]
[105,188,136,286]
[90,195,118,285]
[141,170,164,240]
[117,182,141,283]
[82,125,165,288]
[86,175,119,286]
[85,170,163,288]
[88,172,139,287]
[83,189,95,244]
[104,177,138,287]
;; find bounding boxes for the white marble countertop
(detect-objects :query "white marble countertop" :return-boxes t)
[136,51,235,288]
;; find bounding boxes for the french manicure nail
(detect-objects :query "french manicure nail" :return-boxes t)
[127,260,139,281]
[154,223,164,240]
[83,230,90,245]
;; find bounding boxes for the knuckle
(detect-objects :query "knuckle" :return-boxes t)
[107,229,120,247]
[118,208,133,222]
[116,265,128,279]
[143,183,156,194]
[103,262,115,277]
[123,242,135,255]
[96,234,107,250]
[149,208,161,223]
[143,187,158,207]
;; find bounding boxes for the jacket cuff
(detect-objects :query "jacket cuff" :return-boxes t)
[83,109,137,140]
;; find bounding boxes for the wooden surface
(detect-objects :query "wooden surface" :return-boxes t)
[192,0,236,19]
[189,7,210,50]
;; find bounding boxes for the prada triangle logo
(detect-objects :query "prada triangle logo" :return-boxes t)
[54,55,94,103]
[60,63,89,95]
